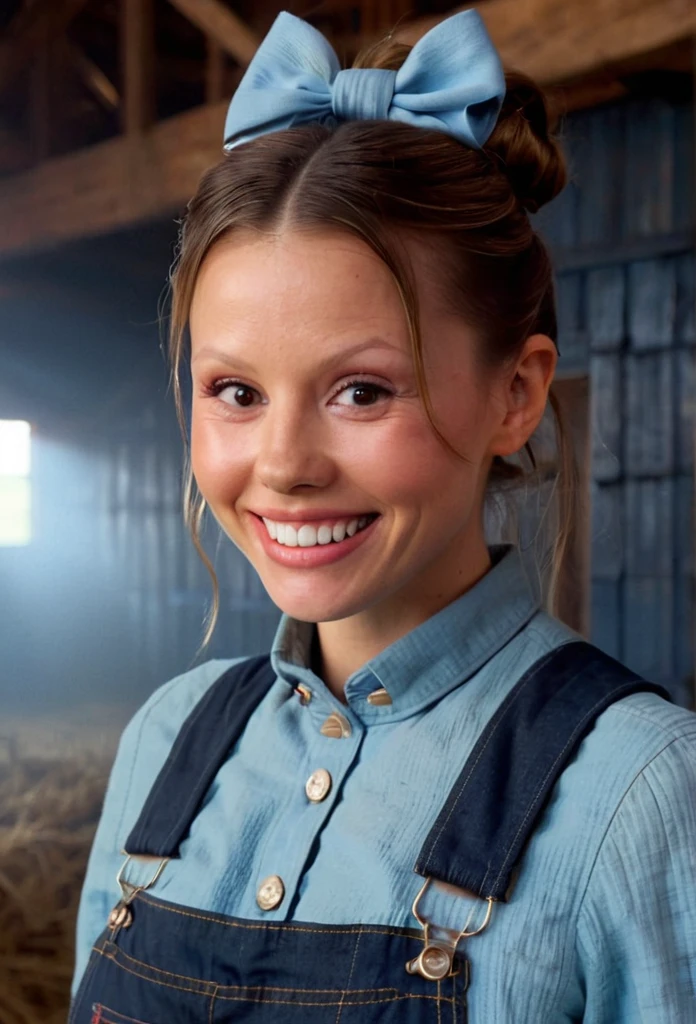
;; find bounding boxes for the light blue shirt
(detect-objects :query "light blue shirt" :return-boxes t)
[73,547,696,1021]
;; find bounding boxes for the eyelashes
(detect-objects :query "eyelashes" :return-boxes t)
[201,376,395,409]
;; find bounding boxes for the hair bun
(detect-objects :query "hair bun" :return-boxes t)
[484,72,567,213]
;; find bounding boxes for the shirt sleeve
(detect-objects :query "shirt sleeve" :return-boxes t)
[70,657,245,1001]
[70,698,154,1001]
[576,731,696,1023]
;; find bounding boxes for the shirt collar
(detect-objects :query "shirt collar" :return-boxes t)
[270,545,539,722]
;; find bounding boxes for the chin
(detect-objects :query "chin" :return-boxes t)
[261,577,371,624]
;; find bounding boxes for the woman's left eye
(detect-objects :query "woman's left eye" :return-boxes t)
[332,381,392,407]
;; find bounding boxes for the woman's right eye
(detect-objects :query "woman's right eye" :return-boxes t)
[207,380,261,407]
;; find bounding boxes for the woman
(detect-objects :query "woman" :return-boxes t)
[70,10,696,1022]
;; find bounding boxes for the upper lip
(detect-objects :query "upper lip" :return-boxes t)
[250,508,377,523]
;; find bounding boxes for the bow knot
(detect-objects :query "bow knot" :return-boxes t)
[224,10,505,152]
[331,68,396,122]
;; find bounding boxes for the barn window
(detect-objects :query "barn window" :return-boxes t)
[0,420,32,546]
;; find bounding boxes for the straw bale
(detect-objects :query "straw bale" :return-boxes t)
[0,723,117,1024]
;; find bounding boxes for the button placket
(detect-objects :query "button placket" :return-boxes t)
[252,693,362,918]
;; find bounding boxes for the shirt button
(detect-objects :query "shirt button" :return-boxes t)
[256,875,285,911]
[366,687,392,706]
[320,711,352,738]
[305,768,332,803]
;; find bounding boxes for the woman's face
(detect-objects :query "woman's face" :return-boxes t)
[190,228,515,626]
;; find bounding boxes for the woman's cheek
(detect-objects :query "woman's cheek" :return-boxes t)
[191,419,250,507]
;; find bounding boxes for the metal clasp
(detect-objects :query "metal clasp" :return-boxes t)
[405,877,495,982]
[107,852,169,932]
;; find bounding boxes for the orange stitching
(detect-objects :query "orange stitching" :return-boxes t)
[208,983,218,1024]
[104,943,219,987]
[94,949,214,998]
[95,948,441,1006]
[335,924,363,1024]
[106,943,416,996]
[136,892,421,940]
[97,1007,155,1024]
[68,946,101,1024]
[213,992,441,1007]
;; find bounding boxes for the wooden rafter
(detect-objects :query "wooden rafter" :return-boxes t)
[68,42,120,112]
[206,38,226,105]
[29,16,52,162]
[0,0,90,96]
[399,0,696,85]
[0,101,227,258]
[121,0,156,135]
[1,0,696,258]
[166,0,259,67]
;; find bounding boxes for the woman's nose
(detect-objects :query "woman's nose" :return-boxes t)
[254,405,336,494]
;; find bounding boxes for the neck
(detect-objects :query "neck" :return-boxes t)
[315,537,492,701]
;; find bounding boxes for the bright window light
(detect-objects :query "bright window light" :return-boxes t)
[0,420,31,546]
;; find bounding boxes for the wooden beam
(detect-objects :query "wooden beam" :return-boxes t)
[398,0,696,85]
[166,0,259,67]
[121,0,156,134]
[205,37,226,104]
[29,19,52,163]
[0,0,89,96]
[69,42,119,112]
[0,102,227,258]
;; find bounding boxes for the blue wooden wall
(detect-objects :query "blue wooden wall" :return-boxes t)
[538,94,695,705]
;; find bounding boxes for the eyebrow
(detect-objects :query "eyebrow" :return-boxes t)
[191,337,407,371]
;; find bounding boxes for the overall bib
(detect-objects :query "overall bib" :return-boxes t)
[70,641,668,1023]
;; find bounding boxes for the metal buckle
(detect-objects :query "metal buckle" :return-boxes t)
[405,877,495,981]
[107,852,169,932]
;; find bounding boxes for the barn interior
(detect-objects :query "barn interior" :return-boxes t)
[0,1,694,1020]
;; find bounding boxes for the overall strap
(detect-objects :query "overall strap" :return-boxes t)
[414,640,671,902]
[125,655,276,857]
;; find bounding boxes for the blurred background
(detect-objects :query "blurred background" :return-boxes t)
[0,0,694,1020]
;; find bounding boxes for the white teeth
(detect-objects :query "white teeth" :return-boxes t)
[298,525,317,547]
[262,515,375,547]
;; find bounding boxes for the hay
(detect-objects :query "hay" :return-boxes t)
[0,724,116,1024]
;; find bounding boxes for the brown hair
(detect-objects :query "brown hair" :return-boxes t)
[168,34,573,648]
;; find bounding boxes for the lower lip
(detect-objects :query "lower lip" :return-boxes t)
[249,515,380,568]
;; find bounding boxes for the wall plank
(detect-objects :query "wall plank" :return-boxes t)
[624,352,674,476]
[676,253,695,345]
[627,259,677,350]
[587,267,625,352]
[622,101,675,238]
[624,478,674,576]
[590,354,622,482]
[623,576,674,682]
[591,482,623,580]
[590,579,621,660]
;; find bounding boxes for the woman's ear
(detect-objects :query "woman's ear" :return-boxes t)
[489,334,557,458]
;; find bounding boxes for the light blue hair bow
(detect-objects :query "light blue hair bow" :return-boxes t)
[224,9,505,152]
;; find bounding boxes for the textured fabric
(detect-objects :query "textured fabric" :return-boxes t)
[70,895,470,1023]
[223,10,505,151]
[72,547,696,1021]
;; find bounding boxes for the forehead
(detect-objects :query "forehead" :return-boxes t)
[189,228,409,344]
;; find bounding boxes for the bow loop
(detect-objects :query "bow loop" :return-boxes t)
[224,9,505,151]
[331,68,396,122]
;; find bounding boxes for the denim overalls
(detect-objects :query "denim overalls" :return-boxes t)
[70,641,668,1023]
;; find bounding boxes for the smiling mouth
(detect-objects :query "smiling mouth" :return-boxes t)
[258,513,379,548]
